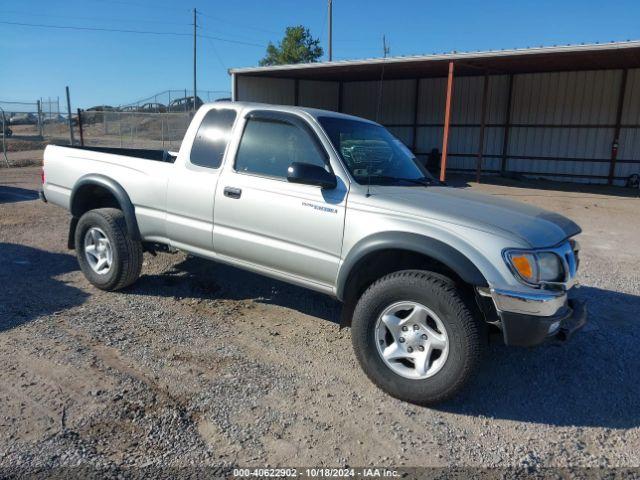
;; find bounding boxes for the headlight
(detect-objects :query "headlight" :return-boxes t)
[537,252,564,282]
[504,250,565,286]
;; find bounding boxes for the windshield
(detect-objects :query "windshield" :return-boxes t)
[318,116,435,186]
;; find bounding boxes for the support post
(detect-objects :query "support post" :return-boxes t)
[412,78,420,153]
[337,81,343,112]
[608,68,628,185]
[475,73,489,183]
[439,61,455,182]
[65,86,75,145]
[294,78,300,106]
[500,74,514,174]
[77,108,84,146]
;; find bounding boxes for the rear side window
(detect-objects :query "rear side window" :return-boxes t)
[190,109,237,168]
[235,118,327,179]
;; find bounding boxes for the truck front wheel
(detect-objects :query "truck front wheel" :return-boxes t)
[351,270,485,405]
[75,208,143,291]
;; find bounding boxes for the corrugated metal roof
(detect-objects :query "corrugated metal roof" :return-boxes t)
[229,40,640,80]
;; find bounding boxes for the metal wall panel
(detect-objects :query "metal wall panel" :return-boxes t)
[415,75,507,173]
[621,68,640,124]
[342,81,379,120]
[298,80,339,110]
[416,78,446,124]
[236,76,295,105]
[505,70,624,183]
[617,69,640,181]
[617,127,640,178]
[235,68,640,185]
[343,79,416,124]
[386,126,413,147]
[511,70,621,124]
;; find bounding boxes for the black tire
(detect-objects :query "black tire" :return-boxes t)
[75,208,143,291]
[351,270,485,405]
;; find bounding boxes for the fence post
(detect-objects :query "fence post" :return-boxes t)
[161,116,165,148]
[65,86,75,145]
[37,100,44,137]
[119,113,123,148]
[77,109,84,146]
[1,107,9,168]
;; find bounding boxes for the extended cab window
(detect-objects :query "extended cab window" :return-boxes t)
[190,109,237,169]
[235,117,327,179]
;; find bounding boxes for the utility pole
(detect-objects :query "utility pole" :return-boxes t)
[327,0,332,61]
[193,8,197,111]
[382,34,390,58]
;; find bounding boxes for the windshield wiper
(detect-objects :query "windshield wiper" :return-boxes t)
[371,175,436,187]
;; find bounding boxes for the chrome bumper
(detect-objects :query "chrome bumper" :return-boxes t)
[488,288,568,317]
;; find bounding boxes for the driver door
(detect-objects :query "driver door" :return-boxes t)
[213,111,348,288]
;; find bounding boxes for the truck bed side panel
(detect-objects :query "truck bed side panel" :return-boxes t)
[43,145,173,241]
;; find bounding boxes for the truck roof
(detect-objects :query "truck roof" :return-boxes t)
[204,101,379,125]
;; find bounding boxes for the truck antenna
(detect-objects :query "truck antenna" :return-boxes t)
[367,35,389,197]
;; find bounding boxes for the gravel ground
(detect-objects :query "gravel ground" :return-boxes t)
[1,167,639,476]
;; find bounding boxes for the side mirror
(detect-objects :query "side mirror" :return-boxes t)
[287,162,337,189]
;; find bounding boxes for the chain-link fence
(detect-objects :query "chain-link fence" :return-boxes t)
[79,111,193,151]
[0,99,70,164]
[118,90,230,112]
[1,90,230,167]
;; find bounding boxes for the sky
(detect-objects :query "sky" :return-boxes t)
[1,0,639,109]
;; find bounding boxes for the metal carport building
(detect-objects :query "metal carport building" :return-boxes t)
[229,41,640,185]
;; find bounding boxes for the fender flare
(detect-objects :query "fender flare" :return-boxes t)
[336,232,488,301]
[70,174,141,241]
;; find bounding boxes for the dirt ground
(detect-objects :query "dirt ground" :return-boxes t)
[1,166,639,476]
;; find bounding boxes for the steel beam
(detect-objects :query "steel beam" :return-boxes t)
[412,78,420,153]
[439,61,454,182]
[475,73,489,183]
[500,74,514,173]
[608,68,628,185]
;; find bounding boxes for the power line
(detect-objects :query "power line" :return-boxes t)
[0,20,191,37]
[0,10,190,26]
[198,10,279,35]
[196,14,271,46]
[92,0,190,13]
[198,33,264,48]
[0,20,266,47]
[205,37,228,70]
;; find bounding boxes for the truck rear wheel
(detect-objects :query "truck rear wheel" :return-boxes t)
[75,208,143,291]
[351,270,485,405]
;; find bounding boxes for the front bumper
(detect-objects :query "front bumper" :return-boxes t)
[481,287,587,347]
[498,297,587,347]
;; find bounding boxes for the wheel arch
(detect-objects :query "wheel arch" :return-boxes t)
[68,174,140,248]
[336,232,488,326]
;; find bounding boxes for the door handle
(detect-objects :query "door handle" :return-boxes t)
[223,186,242,199]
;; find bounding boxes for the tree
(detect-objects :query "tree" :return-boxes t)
[259,26,323,66]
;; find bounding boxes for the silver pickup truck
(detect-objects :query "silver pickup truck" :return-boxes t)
[41,101,586,405]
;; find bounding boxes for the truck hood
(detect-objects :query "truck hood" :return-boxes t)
[364,186,581,248]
